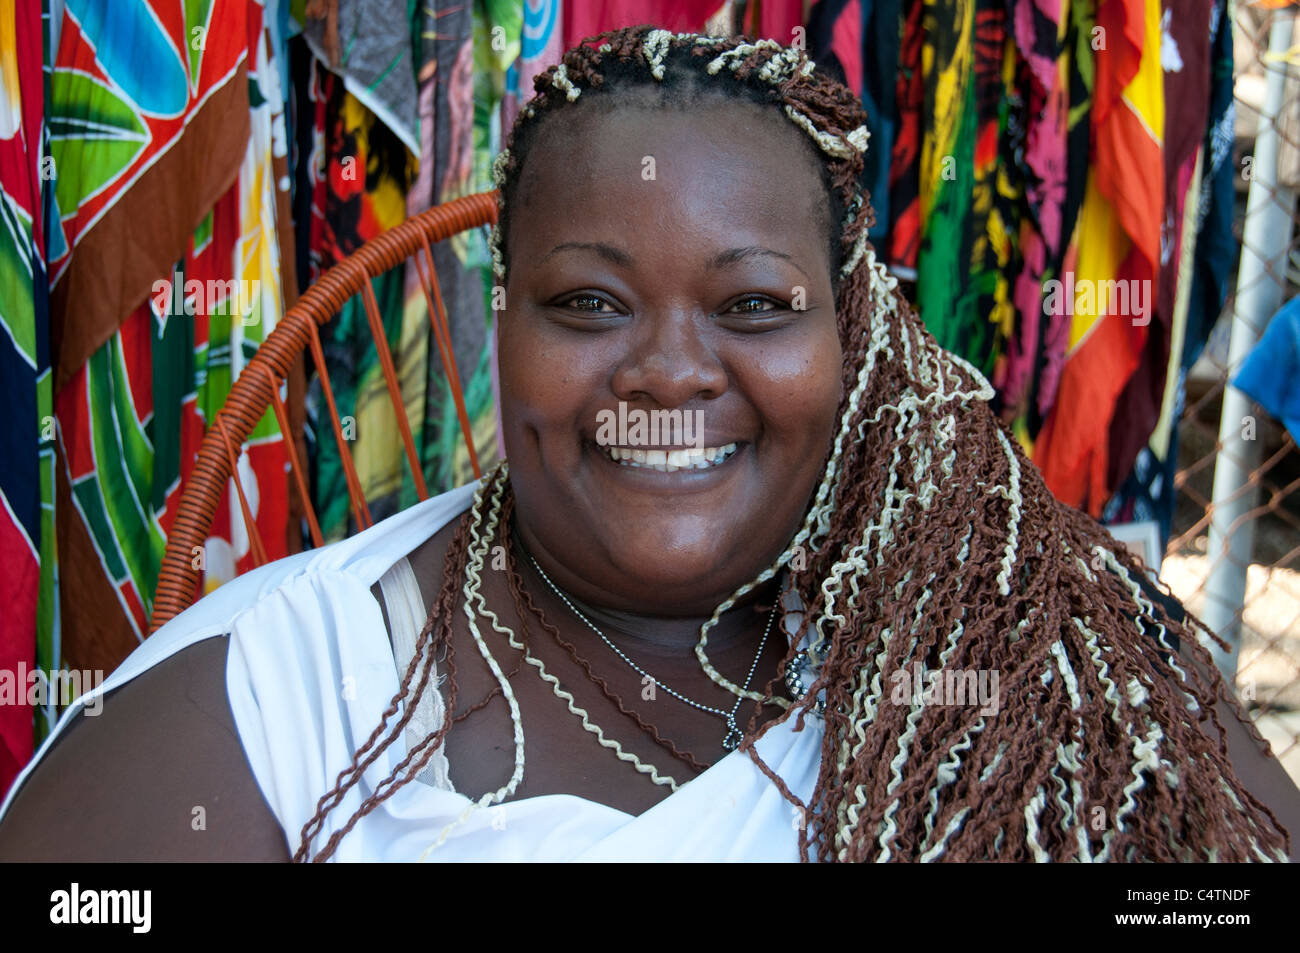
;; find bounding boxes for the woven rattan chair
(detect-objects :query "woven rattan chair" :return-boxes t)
[149,191,498,633]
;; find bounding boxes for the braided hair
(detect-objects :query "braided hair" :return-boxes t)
[295,25,1290,862]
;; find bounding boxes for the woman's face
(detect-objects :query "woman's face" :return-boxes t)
[498,100,843,616]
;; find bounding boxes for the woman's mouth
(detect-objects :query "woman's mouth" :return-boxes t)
[599,442,739,472]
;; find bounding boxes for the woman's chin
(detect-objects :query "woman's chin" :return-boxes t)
[595,539,769,614]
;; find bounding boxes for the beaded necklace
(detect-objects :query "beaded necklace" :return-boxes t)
[522,548,777,753]
[419,462,786,858]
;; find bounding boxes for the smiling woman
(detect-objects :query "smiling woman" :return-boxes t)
[1,25,1298,864]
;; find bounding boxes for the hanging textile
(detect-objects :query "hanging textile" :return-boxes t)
[299,0,507,541]
[1182,0,1234,371]
[806,0,864,101]
[45,0,252,394]
[1022,0,1097,440]
[52,3,293,673]
[501,0,558,137]
[413,0,501,491]
[907,0,1020,379]
[564,0,722,49]
[1032,0,1165,516]
[0,0,54,795]
[1104,0,1212,492]
[299,0,419,155]
[995,0,1069,439]
[835,0,899,245]
[1235,295,1300,442]
[888,0,924,271]
[298,55,418,540]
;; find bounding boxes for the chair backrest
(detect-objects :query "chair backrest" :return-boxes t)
[149,190,499,632]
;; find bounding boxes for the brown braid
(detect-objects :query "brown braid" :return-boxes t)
[295,508,473,861]
[297,25,1291,862]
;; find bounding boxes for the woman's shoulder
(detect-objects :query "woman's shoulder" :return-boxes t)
[0,633,291,860]
[0,481,477,859]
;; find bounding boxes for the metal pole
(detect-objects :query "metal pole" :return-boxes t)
[1203,10,1297,677]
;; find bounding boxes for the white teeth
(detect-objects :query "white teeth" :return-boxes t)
[600,442,740,472]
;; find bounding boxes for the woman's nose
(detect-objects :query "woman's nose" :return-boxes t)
[610,310,727,407]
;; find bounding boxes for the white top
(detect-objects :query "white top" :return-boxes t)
[0,482,825,861]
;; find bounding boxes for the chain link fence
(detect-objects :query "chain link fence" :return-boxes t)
[1162,0,1300,785]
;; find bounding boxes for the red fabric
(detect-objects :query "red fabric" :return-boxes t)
[1091,0,1144,126]
[0,0,44,800]
[563,1,721,47]
[0,506,37,795]
[830,0,864,99]
[1094,101,1163,275]
[1036,246,1150,516]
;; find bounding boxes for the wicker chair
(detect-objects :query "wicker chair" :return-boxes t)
[149,191,498,633]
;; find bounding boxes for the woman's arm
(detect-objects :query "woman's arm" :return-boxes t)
[1174,632,1300,862]
[0,635,291,862]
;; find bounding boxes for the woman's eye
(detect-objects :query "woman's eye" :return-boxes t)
[728,296,782,315]
[560,294,616,314]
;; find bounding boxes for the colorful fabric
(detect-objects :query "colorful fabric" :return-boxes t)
[910,0,1019,379]
[805,0,900,246]
[1033,0,1164,516]
[1103,156,1203,549]
[887,0,924,271]
[414,0,500,492]
[1027,0,1097,432]
[0,0,54,795]
[995,0,1068,434]
[1182,0,1233,371]
[845,0,900,245]
[564,0,721,48]
[297,55,418,539]
[45,0,252,393]
[1104,0,1207,490]
[299,0,420,155]
[297,0,504,542]
[53,7,292,674]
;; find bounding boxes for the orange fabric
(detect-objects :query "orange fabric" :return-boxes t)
[1034,296,1145,516]
[1035,0,1162,513]
[1092,0,1144,126]
[1094,0,1164,273]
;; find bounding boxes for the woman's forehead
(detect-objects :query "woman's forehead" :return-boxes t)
[513,103,831,246]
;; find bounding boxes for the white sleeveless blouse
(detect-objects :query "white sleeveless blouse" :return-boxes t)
[0,483,825,861]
